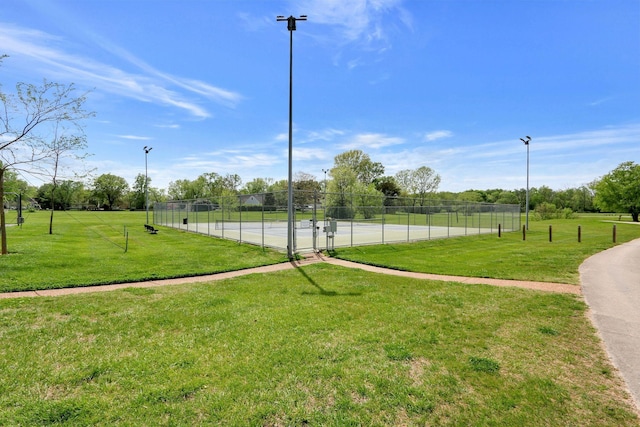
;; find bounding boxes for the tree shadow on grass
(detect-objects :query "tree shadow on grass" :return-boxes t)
[292,262,362,297]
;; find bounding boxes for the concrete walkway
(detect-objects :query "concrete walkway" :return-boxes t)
[580,238,640,410]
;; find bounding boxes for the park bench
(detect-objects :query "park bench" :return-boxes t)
[144,224,158,234]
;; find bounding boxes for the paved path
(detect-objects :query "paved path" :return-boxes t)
[0,252,579,299]
[580,238,640,410]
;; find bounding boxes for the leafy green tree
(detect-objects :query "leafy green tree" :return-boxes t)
[333,150,384,184]
[494,190,520,206]
[36,180,84,210]
[92,173,129,210]
[130,173,149,209]
[326,166,357,219]
[243,177,273,195]
[2,170,31,207]
[458,190,484,203]
[293,172,321,208]
[167,179,196,200]
[530,186,555,210]
[374,176,401,206]
[395,166,441,207]
[352,181,384,219]
[594,161,640,221]
[220,188,239,220]
[268,179,288,209]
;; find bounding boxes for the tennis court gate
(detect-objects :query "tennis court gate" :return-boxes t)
[153,190,521,252]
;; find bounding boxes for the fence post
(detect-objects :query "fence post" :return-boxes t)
[578,225,581,243]
[549,225,553,242]
[613,224,617,243]
[522,224,526,241]
[498,223,501,238]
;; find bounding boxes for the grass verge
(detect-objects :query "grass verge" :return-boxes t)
[0,264,637,425]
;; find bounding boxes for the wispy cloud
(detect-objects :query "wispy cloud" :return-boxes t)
[155,124,180,129]
[303,128,345,142]
[117,135,152,141]
[296,0,411,67]
[588,97,613,107]
[424,130,453,142]
[0,23,242,118]
[179,150,281,172]
[293,147,330,161]
[340,132,405,149]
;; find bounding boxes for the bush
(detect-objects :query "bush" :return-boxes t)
[534,202,558,220]
[534,203,576,220]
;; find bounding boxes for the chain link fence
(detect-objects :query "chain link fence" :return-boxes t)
[154,190,521,252]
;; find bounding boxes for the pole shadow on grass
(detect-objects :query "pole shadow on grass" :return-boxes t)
[291,262,362,297]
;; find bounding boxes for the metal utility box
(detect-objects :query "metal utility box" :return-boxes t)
[323,220,337,233]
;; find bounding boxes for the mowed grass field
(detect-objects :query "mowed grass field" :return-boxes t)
[0,210,287,292]
[0,210,639,425]
[331,214,640,285]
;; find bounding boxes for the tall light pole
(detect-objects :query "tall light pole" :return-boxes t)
[520,136,531,230]
[322,168,329,203]
[144,146,152,224]
[277,14,307,260]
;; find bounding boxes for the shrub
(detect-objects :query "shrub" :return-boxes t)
[534,203,576,220]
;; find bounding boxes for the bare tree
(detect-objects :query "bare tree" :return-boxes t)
[45,122,91,234]
[0,79,90,254]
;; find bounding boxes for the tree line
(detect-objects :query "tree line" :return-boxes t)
[7,148,633,221]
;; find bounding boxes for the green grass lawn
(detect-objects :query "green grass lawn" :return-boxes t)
[330,215,640,284]
[0,264,637,426]
[1,210,639,425]
[0,210,287,292]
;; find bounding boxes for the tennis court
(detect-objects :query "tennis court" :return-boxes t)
[166,216,510,252]
[154,191,520,252]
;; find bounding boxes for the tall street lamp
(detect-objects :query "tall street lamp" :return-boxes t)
[520,136,531,230]
[144,146,152,224]
[322,168,329,201]
[277,14,307,260]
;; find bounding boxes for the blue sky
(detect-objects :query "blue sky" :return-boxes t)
[1,0,638,193]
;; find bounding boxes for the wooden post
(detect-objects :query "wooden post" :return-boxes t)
[613,224,617,243]
[578,225,581,243]
[549,225,553,242]
[522,224,526,241]
[498,223,501,238]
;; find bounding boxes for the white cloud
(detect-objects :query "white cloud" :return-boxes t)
[293,147,330,161]
[424,130,453,142]
[117,135,152,141]
[340,132,405,149]
[295,0,411,67]
[302,128,345,143]
[0,23,242,119]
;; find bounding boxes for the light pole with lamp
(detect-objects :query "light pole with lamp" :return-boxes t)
[144,146,152,224]
[520,136,531,230]
[322,168,329,250]
[277,14,307,260]
[322,168,329,203]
